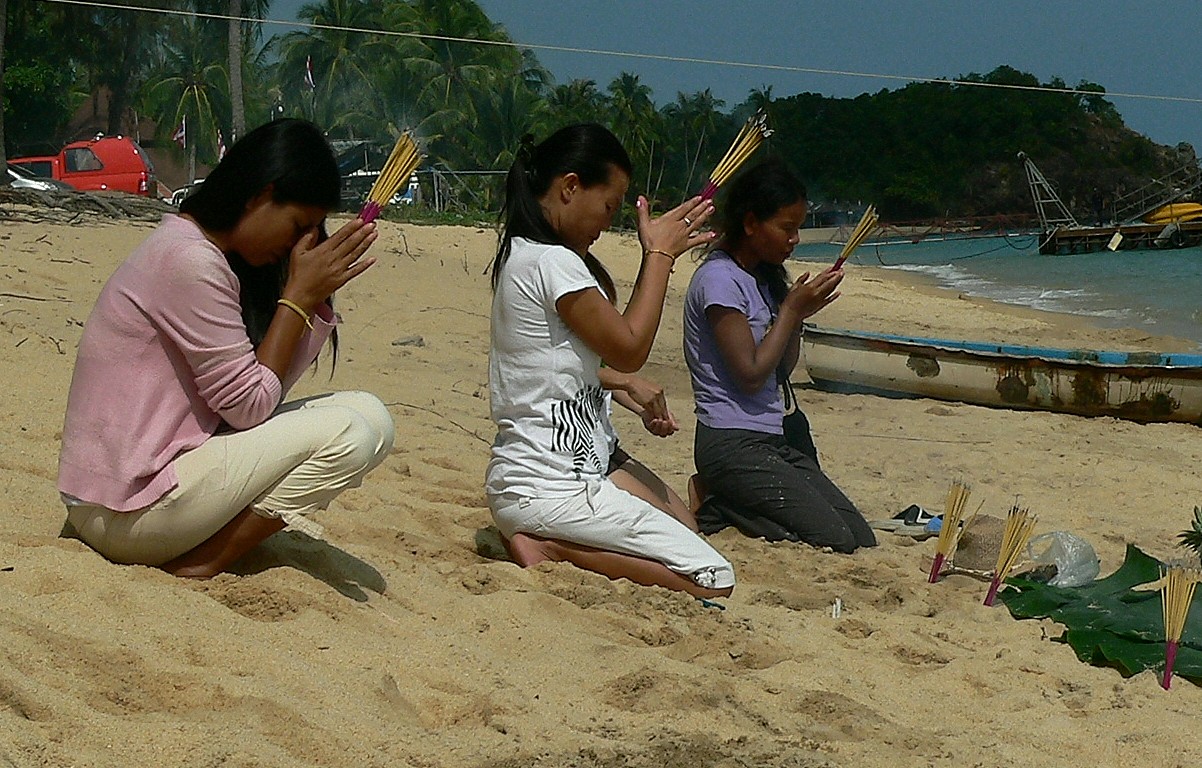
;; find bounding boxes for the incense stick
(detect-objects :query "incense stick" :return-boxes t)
[928,481,974,583]
[698,110,772,200]
[360,133,423,224]
[1160,563,1200,689]
[983,505,1037,605]
[832,205,879,270]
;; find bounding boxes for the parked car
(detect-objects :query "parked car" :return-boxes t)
[6,162,74,192]
[9,135,158,197]
[169,178,204,207]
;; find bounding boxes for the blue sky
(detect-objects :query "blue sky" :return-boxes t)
[268,0,1202,153]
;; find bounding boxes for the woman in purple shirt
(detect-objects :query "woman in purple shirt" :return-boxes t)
[683,158,876,553]
[59,119,393,577]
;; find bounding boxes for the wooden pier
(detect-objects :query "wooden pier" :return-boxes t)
[1039,220,1202,254]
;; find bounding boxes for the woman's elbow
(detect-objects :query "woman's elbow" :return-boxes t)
[219,409,268,431]
[604,355,647,374]
[215,393,279,431]
[602,345,651,373]
[726,365,767,394]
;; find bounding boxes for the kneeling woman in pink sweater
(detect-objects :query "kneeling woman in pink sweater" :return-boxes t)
[58,119,393,578]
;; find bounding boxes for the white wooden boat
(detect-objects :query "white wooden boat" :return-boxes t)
[802,324,1202,423]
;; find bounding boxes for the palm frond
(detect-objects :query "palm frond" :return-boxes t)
[1176,505,1202,556]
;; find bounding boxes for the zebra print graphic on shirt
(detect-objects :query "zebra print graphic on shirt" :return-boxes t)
[550,384,606,476]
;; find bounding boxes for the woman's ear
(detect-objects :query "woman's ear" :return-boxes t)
[743,211,759,238]
[559,172,581,204]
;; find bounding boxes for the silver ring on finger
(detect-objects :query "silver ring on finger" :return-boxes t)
[683,216,693,226]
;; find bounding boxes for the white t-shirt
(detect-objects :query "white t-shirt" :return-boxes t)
[487,238,610,498]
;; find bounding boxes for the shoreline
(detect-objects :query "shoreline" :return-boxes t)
[791,256,1199,355]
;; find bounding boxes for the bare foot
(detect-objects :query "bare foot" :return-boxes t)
[503,532,557,567]
[160,563,220,579]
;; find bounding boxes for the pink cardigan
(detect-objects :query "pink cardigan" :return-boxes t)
[58,215,335,511]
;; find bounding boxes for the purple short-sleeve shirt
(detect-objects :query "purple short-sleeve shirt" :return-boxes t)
[683,251,783,434]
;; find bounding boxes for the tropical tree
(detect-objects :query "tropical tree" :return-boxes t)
[466,48,550,168]
[143,12,230,178]
[546,78,608,127]
[2,0,79,154]
[392,0,524,168]
[76,0,161,137]
[606,72,661,196]
[664,88,726,197]
[223,0,270,139]
[273,0,382,135]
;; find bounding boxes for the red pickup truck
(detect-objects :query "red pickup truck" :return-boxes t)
[10,135,158,197]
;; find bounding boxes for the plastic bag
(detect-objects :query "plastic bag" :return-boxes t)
[1026,531,1100,588]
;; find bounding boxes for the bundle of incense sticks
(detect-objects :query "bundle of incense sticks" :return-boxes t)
[832,205,878,270]
[983,505,1037,606]
[928,481,974,583]
[359,133,422,224]
[697,110,772,201]
[1160,563,1200,689]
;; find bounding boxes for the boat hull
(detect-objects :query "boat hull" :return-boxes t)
[802,326,1202,423]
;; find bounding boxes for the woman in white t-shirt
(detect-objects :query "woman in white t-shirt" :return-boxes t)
[487,124,734,597]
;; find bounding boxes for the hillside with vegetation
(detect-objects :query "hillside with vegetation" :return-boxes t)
[2,0,1195,222]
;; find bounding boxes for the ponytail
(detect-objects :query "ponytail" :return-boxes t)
[492,124,632,292]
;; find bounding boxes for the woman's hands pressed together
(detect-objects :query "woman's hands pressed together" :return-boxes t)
[282,217,378,311]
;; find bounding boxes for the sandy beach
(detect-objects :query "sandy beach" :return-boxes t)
[3,211,1202,767]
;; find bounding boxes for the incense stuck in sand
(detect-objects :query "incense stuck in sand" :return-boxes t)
[983,505,1037,606]
[1159,562,1200,689]
[928,481,975,583]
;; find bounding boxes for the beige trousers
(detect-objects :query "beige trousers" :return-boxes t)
[67,391,394,566]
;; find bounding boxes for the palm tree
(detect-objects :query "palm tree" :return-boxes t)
[225,0,270,139]
[547,79,608,127]
[84,0,162,137]
[607,72,661,195]
[665,88,726,196]
[393,0,523,168]
[143,12,230,179]
[468,48,550,166]
[273,0,382,135]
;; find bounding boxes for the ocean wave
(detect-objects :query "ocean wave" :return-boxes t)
[881,262,1135,320]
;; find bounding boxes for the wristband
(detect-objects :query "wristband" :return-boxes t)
[277,298,314,330]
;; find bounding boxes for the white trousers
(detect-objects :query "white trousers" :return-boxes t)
[489,479,736,590]
[67,391,394,566]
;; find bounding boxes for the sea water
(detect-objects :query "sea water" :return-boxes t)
[794,235,1202,351]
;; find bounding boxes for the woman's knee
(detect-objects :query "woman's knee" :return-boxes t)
[322,409,392,475]
[330,391,395,451]
[325,393,394,463]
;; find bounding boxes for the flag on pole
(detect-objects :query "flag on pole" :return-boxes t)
[171,116,187,149]
[216,129,227,161]
[304,56,316,90]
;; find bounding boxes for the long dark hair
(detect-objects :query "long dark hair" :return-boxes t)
[180,118,341,348]
[492,123,633,301]
[715,157,807,304]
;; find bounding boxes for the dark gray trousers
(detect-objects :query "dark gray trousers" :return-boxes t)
[694,424,877,553]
